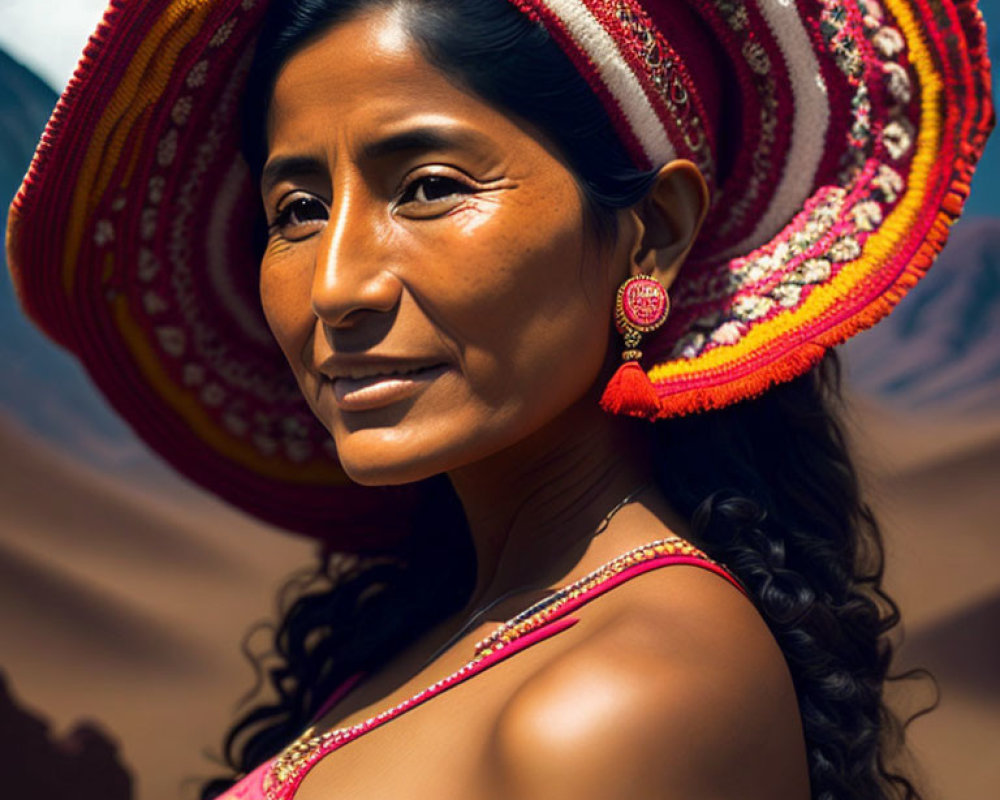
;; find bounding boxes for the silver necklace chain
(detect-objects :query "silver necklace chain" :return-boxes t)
[415,482,651,674]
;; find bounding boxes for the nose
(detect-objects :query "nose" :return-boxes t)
[311,186,401,328]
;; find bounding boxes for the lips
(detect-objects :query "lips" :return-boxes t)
[326,362,451,412]
[334,362,442,381]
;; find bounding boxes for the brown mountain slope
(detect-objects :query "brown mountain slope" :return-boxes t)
[1,397,998,799]
[0,414,314,800]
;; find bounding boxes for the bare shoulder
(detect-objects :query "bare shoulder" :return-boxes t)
[483,565,810,800]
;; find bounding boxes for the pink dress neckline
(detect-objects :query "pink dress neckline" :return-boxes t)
[218,537,746,800]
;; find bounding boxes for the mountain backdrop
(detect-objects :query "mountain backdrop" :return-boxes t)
[2,25,999,800]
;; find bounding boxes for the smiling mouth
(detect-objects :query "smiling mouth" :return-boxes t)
[329,363,450,411]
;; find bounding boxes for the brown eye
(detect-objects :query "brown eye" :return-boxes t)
[399,175,472,205]
[272,196,328,239]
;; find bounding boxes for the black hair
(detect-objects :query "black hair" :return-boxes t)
[240,0,658,243]
[204,1,931,797]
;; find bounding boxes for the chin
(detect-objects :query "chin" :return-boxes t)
[332,413,519,487]
[333,428,457,487]
[340,460,437,488]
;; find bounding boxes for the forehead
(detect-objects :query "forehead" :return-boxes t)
[268,8,503,151]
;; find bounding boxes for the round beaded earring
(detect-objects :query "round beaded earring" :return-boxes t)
[600,274,670,420]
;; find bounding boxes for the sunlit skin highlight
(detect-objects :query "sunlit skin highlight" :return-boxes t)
[262,20,619,489]
[258,8,809,800]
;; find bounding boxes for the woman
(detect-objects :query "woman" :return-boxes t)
[6,0,992,798]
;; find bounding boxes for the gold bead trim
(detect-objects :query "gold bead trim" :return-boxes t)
[262,535,724,798]
[473,537,711,659]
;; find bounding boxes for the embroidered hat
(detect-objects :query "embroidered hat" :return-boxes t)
[5,0,993,544]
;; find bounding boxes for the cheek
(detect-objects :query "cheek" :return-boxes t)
[442,221,613,408]
[259,254,315,366]
[477,208,607,343]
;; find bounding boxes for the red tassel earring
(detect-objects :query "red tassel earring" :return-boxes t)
[600,274,670,420]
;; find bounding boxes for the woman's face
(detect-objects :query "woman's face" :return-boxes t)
[260,7,624,485]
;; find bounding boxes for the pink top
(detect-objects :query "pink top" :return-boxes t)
[218,537,747,800]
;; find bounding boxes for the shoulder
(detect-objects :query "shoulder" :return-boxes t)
[484,565,810,800]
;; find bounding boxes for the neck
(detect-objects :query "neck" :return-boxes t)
[447,395,656,612]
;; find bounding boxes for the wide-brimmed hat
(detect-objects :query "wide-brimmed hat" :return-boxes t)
[5,0,993,546]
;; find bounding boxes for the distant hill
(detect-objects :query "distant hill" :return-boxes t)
[843,217,1000,416]
[0,411,312,800]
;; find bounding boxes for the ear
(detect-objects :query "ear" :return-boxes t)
[624,160,709,290]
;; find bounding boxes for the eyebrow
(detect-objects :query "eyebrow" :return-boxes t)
[359,126,481,161]
[261,126,489,192]
[260,155,325,194]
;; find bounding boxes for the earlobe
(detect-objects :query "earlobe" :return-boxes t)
[627,159,709,289]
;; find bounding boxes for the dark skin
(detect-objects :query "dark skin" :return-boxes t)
[260,7,810,799]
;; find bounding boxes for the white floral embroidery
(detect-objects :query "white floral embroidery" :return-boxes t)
[711,321,745,346]
[253,434,278,456]
[882,119,914,161]
[143,291,168,315]
[141,208,159,241]
[147,176,166,205]
[137,248,160,282]
[172,96,193,126]
[742,39,771,75]
[183,363,206,387]
[156,327,186,358]
[828,235,862,263]
[883,62,912,104]
[872,164,904,203]
[794,258,832,284]
[210,19,238,48]
[770,283,802,308]
[732,295,775,321]
[224,413,249,437]
[201,383,226,407]
[872,26,904,58]
[672,331,708,359]
[852,201,883,232]
[186,60,209,89]
[93,219,114,246]
[285,440,314,464]
[157,129,178,167]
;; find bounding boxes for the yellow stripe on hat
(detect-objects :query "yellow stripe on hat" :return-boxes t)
[649,0,945,387]
[62,0,213,290]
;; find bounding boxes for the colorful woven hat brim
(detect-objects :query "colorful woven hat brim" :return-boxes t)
[509,0,994,414]
[5,0,994,543]
[5,0,427,545]
[648,0,994,414]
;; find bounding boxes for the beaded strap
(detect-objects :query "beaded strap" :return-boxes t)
[258,536,745,800]
[472,536,741,658]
